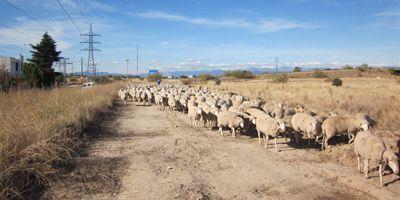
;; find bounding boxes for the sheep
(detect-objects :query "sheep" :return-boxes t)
[291,113,322,147]
[168,95,178,114]
[188,102,202,130]
[216,111,245,138]
[251,115,286,152]
[321,115,370,150]
[262,101,286,119]
[354,131,399,187]
[245,108,268,120]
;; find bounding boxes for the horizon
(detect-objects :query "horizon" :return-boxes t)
[1,0,400,74]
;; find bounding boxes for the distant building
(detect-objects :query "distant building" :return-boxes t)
[148,69,159,76]
[188,75,196,78]
[0,54,24,77]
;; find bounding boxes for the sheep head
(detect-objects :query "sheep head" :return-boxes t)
[277,119,286,132]
[383,151,399,175]
[235,117,245,128]
[358,119,370,131]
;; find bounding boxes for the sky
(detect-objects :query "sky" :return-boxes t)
[0,0,400,74]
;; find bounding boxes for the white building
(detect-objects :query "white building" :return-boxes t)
[0,55,24,77]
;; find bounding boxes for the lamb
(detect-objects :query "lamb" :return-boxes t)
[251,115,286,152]
[291,113,322,147]
[354,131,399,187]
[321,115,370,149]
[216,111,245,138]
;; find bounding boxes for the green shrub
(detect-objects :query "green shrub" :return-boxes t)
[312,69,328,78]
[332,78,342,86]
[271,74,289,84]
[179,75,188,79]
[293,67,301,72]
[147,74,163,82]
[388,68,400,76]
[199,74,216,82]
[223,70,254,79]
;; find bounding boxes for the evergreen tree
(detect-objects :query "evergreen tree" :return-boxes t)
[29,32,61,87]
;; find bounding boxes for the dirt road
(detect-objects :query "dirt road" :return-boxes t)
[50,103,400,200]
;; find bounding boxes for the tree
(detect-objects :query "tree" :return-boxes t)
[293,67,301,72]
[29,32,61,87]
[23,63,42,88]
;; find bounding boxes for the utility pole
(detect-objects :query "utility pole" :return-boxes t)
[62,58,73,85]
[80,23,101,78]
[80,57,83,77]
[136,44,139,75]
[275,57,279,73]
[126,59,129,77]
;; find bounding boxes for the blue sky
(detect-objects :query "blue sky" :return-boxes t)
[0,0,400,74]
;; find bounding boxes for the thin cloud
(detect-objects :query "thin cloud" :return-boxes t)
[134,10,321,32]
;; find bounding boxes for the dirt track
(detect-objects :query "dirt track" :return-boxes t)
[51,103,400,200]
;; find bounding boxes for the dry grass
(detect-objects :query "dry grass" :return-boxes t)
[202,77,400,134]
[0,83,122,176]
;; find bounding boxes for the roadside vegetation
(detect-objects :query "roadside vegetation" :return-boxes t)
[0,82,122,198]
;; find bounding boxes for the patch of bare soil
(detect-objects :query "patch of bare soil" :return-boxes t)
[49,103,400,200]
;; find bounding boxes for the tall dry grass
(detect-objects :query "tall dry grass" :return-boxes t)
[0,83,122,173]
[204,77,400,134]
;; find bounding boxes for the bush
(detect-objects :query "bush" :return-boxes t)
[199,74,216,82]
[357,64,369,72]
[223,70,254,79]
[331,78,342,86]
[312,69,328,78]
[271,74,289,84]
[342,65,353,69]
[214,79,221,85]
[388,68,400,76]
[179,75,188,79]
[147,74,163,82]
[293,67,301,72]
[181,78,192,85]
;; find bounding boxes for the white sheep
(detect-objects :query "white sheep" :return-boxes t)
[188,101,202,130]
[354,131,399,187]
[321,115,370,149]
[216,111,245,138]
[251,115,286,152]
[291,113,322,147]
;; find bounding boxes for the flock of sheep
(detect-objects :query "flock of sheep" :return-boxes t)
[118,84,399,187]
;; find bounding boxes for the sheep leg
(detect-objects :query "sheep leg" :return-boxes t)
[348,133,355,144]
[379,163,384,187]
[265,135,269,149]
[274,138,279,152]
[357,156,362,173]
[219,127,224,137]
[294,132,300,144]
[231,127,236,139]
[257,130,262,145]
[364,159,370,179]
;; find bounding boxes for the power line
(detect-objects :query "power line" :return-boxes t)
[0,22,24,34]
[83,0,95,24]
[73,0,89,28]
[56,0,82,34]
[2,0,50,31]
[32,0,61,24]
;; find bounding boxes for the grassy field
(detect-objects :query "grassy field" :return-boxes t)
[200,75,400,135]
[0,83,122,174]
